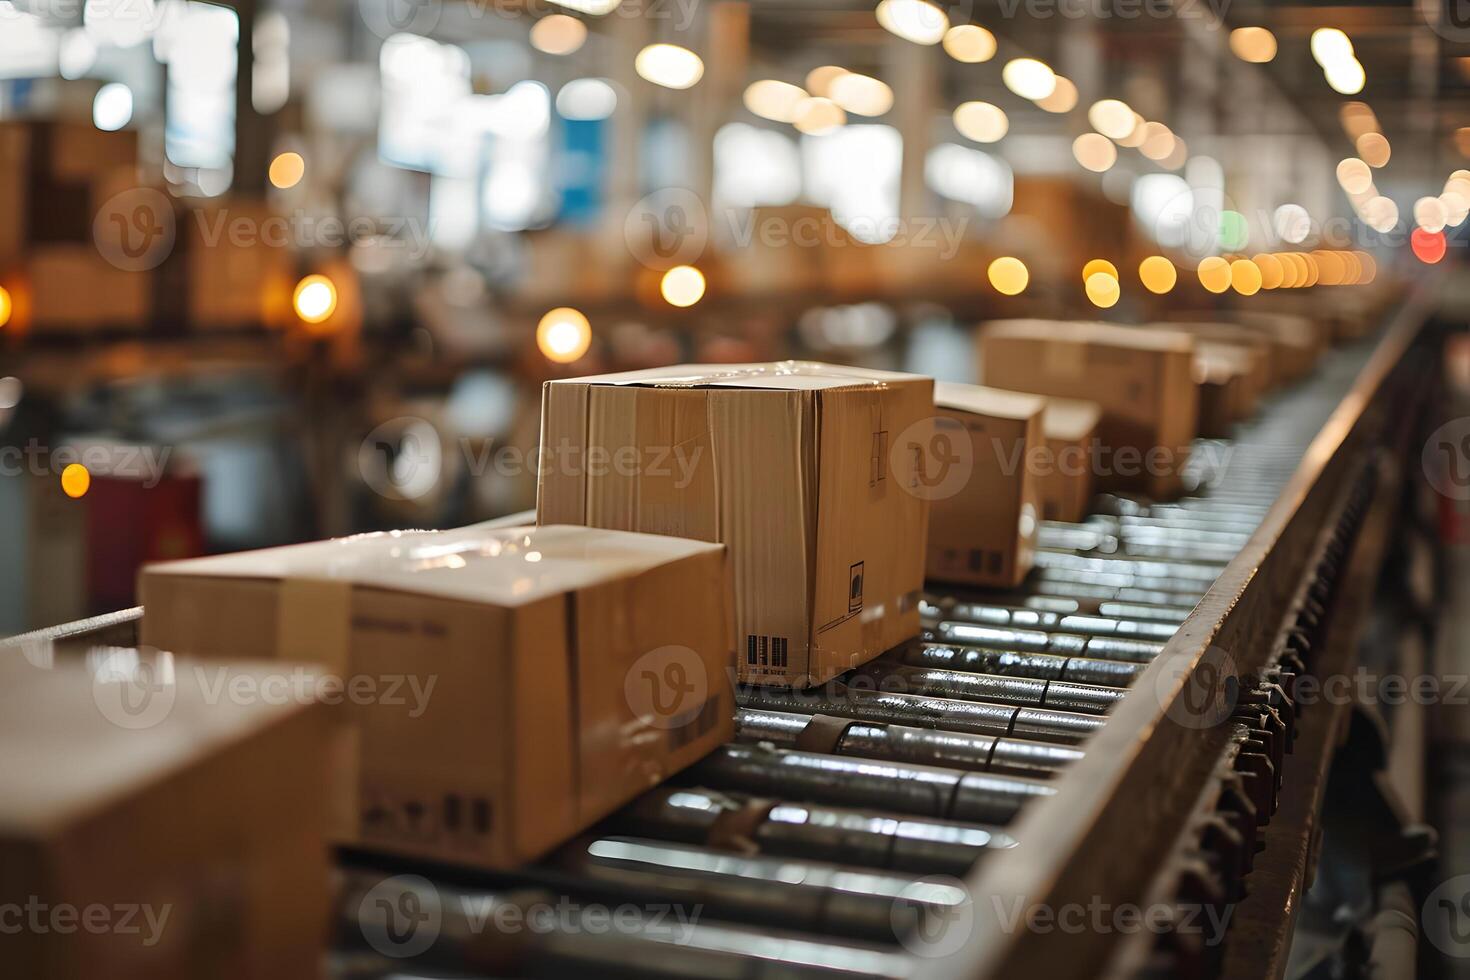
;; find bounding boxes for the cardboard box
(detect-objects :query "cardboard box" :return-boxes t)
[185,200,294,329]
[139,523,735,869]
[1152,320,1273,392]
[1038,397,1101,524]
[24,245,151,333]
[978,320,1198,499]
[1193,344,1257,438]
[1228,310,1325,382]
[537,361,932,688]
[926,382,1044,589]
[0,651,331,980]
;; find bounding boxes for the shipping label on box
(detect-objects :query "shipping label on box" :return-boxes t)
[538,361,932,688]
[925,382,1044,589]
[139,523,735,870]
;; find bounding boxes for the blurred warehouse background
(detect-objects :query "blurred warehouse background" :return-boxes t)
[0,0,1467,633]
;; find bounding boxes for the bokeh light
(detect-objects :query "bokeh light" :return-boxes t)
[942,24,995,63]
[987,256,1029,296]
[1411,228,1447,264]
[1138,256,1177,294]
[1230,258,1262,296]
[268,152,305,189]
[1084,272,1120,308]
[61,463,90,500]
[660,265,707,307]
[537,307,593,362]
[1197,256,1231,294]
[293,275,338,324]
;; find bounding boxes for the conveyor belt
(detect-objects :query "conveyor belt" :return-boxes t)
[7,303,1432,980]
[320,301,1430,979]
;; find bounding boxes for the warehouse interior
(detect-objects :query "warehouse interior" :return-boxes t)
[3,0,1470,976]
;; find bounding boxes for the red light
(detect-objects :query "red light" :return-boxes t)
[1412,228,1447,264]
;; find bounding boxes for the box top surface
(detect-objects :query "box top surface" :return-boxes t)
[1149,320,1272,348]
[1041,396,1103,439]
[143,523,724,608]
[546,360,931,393]
[934,381,1045,421]
[981,319,1196,354]
[0,652,315,836]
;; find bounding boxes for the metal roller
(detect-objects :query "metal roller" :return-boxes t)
[734,708,1084,778]
[337,868,913,979]
[608,786,1017,876]
[924,620,1164,663]
[904,643,1145,689]
[846,662,1125,716]
[737,683,1105,744]
[551,836,956,943]
[920,598,1180,642]
[685,743,1057,825]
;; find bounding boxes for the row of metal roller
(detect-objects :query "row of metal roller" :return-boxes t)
[334,355,1360,979]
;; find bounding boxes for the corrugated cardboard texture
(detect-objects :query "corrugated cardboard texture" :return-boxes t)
[538,361,931,687]
[979,321,1198,499]
[927,383,1044,588]
[139,523,734,870]
[1040,398,1101,524]
[0,653,331,980]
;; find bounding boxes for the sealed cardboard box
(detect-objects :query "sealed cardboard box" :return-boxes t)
[1152,320,1273,393]
[979,320,1198,499]
[139,523,735,869]
[1193,344,1257,438]
[1039,397,1101,524]
[0,651,331,980]
[926,382,1044,589]
[538,361,932,688]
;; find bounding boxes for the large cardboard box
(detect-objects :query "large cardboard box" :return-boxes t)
[979,321,1198,499]
[139,523,735,869]
[537,361,933,688]
[0,651,331,980]
[1039,397,1101,524]
[926,382,1044,589]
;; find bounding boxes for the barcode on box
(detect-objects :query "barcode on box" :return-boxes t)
[746,634,789,669]
[668,696,722,751]
[966,549,1003,575]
